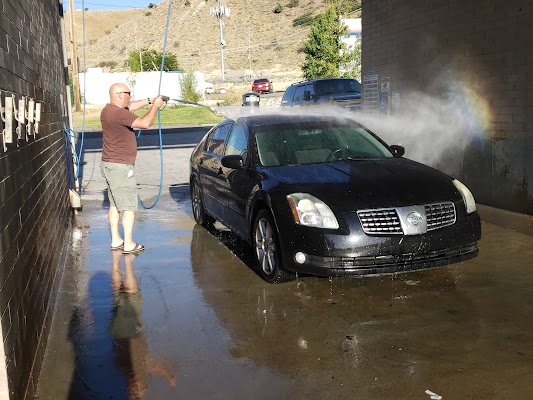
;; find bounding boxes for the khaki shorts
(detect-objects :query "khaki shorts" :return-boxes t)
[100,162,138,211]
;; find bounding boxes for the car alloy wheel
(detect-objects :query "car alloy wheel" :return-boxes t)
[191,181,214,227]
[253,209,293,283]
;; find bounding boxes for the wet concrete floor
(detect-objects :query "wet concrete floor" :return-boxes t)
[35,127,533,399]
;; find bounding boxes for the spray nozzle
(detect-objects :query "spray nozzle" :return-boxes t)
[161,95,170,102]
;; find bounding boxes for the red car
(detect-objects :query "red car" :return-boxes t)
[252,78,273,93]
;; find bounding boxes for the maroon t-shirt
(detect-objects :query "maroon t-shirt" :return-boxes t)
[100,103,139,165]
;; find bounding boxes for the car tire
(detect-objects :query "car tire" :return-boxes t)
[253,209,294,283]
[191,180,215,227]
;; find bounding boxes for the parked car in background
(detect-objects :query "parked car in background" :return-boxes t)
[252,78,273,93]
[189,113,481,283]
[204,82,214,94]
[281,77,361,111]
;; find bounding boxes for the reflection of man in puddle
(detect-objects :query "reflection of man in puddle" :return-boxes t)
[109,250,176,398]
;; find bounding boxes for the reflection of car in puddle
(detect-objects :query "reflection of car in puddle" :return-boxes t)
[190,224,480,393]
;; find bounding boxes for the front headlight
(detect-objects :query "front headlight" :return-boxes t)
[453,179,476,214]
[286,193,339,229]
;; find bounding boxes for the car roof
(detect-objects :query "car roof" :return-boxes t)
[230,113,356,129]
[289,77,359,87]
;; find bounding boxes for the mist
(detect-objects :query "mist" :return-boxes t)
[353,91,478,174]
[238,90,485,178]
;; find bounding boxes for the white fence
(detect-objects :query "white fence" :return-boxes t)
[79,69,206,105]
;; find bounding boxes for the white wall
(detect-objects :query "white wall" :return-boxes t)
[340,18,362,48]
[79,69,206,105]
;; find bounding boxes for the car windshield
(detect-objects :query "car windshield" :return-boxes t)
[315,79,361,95]
[254,121,393,167]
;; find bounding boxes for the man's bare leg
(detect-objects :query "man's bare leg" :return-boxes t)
[122,210,136,251]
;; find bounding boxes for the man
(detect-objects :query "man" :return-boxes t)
[100,83,164,254]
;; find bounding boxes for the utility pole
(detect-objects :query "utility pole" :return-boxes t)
[68,0,81,111]
[210,0,230,82]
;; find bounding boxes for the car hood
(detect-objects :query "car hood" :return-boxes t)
[265,158,460,211]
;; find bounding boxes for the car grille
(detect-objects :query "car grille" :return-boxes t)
[357,202,456,235]
[357,209,403,234]
[425,202,456,231]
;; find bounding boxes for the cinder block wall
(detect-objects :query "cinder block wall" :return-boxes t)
[0,0,72,398]
[362,0,532,214]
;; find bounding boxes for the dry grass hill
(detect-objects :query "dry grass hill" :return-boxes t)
[66,0,362,87]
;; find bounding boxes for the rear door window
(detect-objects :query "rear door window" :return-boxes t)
[207,122,233,155]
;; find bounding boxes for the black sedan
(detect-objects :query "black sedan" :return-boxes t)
[189,114,481,283]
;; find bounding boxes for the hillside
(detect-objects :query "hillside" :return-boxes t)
[66,0,360,85]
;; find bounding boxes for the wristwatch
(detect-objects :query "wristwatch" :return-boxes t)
[148,98,152,104]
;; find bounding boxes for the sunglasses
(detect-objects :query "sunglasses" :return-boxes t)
[117,91,131,95]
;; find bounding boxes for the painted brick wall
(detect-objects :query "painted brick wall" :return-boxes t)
[0,0,72,398]
[361,0,532,214]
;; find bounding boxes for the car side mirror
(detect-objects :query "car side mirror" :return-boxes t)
[389,145,405,158]
[221,154,244,169]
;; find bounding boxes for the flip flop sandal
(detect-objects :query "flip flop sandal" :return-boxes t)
[122,243,144,254]
[111,242,124,250]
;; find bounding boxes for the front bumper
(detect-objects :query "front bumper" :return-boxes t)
[295,243,478,277]
[276,210,481,277]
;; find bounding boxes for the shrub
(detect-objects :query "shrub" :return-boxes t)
[98,61,118,69]
[292,12,314,27]
[287,0,299,8]
[273,3,283,13]
[180,72,201,103]
[145,11,152,16]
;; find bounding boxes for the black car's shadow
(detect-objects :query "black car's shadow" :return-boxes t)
[201,223,261,277]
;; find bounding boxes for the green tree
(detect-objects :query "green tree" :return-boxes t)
[301,6,355,79]
[180,71,201,103]
[340,35,362,81]
[126,48,180,72]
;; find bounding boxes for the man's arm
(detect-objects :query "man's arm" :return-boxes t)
[131,96,165,129]
[129,98,151,112]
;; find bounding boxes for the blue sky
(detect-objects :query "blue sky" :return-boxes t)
[68,1,161,11]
